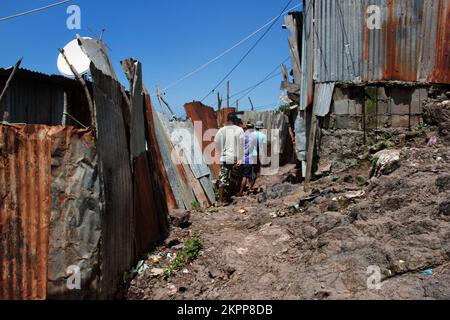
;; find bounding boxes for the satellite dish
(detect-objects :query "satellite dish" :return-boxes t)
[57,37,92,77]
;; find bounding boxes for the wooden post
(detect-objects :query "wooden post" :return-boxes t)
[217,92,222,111]
[156,85,176,117]
[62,91,68,126]
[59,49,96,129]
[304,104,318,191]
[236,99,239,112]
[248,97,255,111]
[0,58,23,119]
[227,81,230,107]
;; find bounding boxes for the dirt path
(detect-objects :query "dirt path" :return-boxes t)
[127,140,450,300]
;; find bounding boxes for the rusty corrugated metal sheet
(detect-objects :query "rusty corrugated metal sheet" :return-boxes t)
[144,94,178,210]
[217,107,237,128]
[184,102,220,178]
[0,125,51,300]
[308,0,450,85]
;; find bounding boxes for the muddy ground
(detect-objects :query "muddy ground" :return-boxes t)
[127,127,450,300]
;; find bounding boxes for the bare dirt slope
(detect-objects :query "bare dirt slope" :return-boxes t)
[127,132,450,300]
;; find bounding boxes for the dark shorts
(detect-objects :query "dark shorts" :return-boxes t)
[240,164,255,179]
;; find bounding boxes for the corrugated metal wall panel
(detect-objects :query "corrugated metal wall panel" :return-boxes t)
[90,66,134,298]
[0,125,51,300]
[307,0,450,84]
[184,102,220,178]
[47,126,101,299]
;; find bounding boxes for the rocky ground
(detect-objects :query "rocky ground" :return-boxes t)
[127,102,450,300]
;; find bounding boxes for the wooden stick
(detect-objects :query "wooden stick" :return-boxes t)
[304,103,318,191]
[156,86,176,116]
[227,81,230,107]
[59,48,96,129]
[248,97,255,111]
[0,58,23,117]
[217,92,222,111]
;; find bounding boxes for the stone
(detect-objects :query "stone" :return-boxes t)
[439,201,450,216]
[169,209,191,228]
[436,175,450,192]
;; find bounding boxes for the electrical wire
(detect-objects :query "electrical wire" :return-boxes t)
[153,2,301,97]
[200,0,294,102]
[0,0,72,22]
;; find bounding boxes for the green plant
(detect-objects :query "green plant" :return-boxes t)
[164,234,203,277]
[191,201,201,211]
[278,104,290,112]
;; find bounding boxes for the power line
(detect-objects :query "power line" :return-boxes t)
[200,0,294,103]
[0,0,72,22]
[234,56,290,102]
[153,3,300,97]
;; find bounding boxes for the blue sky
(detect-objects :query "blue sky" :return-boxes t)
[0,0,302,116]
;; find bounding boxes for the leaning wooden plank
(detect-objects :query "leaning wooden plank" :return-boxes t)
[59,49,95,128]
[0,58,22,118]
[304,103,318,191]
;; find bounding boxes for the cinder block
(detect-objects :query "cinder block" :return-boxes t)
[333,100,349,115]
[391,115,410,128]
[335,115,363,130]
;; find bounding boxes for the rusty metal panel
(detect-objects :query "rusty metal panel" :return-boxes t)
[46,126,101,299]
[90,66,134,298]
[144,94,178,210]
[0,125,51,300]
[217,108,237,128]
[134,154,167,254]
[184,102,220,178]
[309,0,450,84]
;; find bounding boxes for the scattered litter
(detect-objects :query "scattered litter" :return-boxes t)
[150,256,161,264]
[344,190,366,200]
[182,268,190,274]
[150,268,165,277]
[239,208,248,214]
[167,284,177,296]
[421,269,433,276]
[372,150,401,177]
[428,136,438,147]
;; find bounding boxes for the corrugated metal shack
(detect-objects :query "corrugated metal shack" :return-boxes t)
[284,0,450,177]
[0,38,216,299]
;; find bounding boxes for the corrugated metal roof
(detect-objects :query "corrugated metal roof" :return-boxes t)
[307,0,450,85]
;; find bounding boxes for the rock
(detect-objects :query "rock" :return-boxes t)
[344,175,354,183]
[436,175,450,192]
[164,237,181,248]
[356,176,368,187]
[327,199,340,212]
[258,183,294,203]
[169,209,191,228]
[258,273,277,286]
[439,201,450,216]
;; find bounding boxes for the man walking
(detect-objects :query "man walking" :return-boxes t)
[250,121,268,192]
[214,113,244,205]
